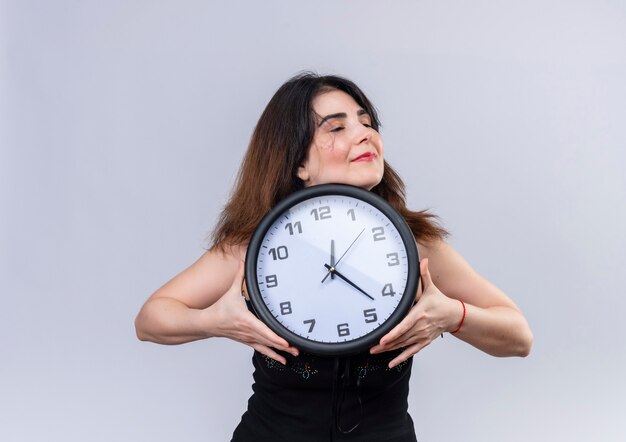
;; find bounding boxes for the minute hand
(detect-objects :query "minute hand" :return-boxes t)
[324,264,374,300]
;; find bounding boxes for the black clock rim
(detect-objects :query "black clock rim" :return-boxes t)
[245,183,420,356]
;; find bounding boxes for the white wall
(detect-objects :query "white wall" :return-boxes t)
[1,1,625,440]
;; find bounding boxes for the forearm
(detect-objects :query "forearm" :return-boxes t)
[135,297,216,345]
[450,302,533,357]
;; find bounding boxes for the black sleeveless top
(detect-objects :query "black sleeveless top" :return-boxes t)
[231,347,417,442]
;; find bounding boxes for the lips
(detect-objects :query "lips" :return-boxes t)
[351,152,376,162]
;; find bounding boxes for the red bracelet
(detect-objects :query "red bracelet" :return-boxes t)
[451,300,466,334]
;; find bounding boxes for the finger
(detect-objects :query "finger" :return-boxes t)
[246,313,299,356]
[248,314,290,347]
[241,278,249,300]
[383,323,445,352]
[371,331,417,354]
[388,341,429,368]
[225,260,246,301]
[416,276,423,301]
[270,340,299,357]
[252,343,288,365]
[379,308,420,346]
[234,262,299,356]
[420,258,433,292]
[230,260,246,292]
[370,333,412,354]
[378,331,418,352]
[379,339,418,354]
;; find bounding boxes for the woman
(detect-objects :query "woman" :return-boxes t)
[135,73,533,441]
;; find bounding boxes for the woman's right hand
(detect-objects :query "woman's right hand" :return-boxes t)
[207,261,299,365]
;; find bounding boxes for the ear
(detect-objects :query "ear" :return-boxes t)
[297,163,310,182]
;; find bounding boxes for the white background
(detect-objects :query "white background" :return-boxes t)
[1,1,625,441]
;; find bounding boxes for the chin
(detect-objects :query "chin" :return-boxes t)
[310,170,384,190]
[353,175,384,191]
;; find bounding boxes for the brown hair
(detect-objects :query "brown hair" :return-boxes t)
[211,72,447,249]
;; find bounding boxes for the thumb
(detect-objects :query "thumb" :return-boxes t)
[231,260,247,297]
[420,258,434,293]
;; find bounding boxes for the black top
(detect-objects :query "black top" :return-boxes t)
[231,348,417,442]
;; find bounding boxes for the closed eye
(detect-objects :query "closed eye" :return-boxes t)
[330,126,345,133]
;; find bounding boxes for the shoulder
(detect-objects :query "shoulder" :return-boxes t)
[417,239,477,295]
[194,242,247,278]
[418,239,519,309]
[416,238,451,267]
[207,242,247,263]
[148,242,249,310]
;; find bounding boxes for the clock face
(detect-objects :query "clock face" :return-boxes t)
[246,184,419,356]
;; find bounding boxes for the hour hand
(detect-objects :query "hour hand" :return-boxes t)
[321,239,336,282]
[330,239,335,280]
[321,229,365,283]
[324,264,374,300]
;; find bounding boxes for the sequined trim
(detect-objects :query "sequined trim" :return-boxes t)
[260,351,408,381]
[355,355,409,380]
[261,355,320,379]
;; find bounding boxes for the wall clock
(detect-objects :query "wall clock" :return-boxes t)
[245,184,419,356]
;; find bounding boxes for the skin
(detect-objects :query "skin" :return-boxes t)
[135,90,533,368]
[297,89,385,190]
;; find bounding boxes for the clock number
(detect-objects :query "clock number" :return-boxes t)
[303,319,316,333]
[337,323,350,337]
[311,206,331,221]
[382,283,396,297]
[363,308,378,323]
[347,208,356,221]
[285,221,302,235]
[269,246,289,260]
[265,274,278,288]
[386,252,400,266]
[279,301,292,315]
[372,226,386,241]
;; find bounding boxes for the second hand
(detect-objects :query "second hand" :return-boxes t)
[321,228,366,283]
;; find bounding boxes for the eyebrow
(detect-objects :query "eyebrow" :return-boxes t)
[317,109,370,127]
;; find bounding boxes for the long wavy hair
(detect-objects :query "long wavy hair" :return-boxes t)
[211,72,447,249]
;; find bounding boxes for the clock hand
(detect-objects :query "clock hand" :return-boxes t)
[330,239,335,280]
[321,228,366,283]
[334,228,366,268]
[324,263,374,300]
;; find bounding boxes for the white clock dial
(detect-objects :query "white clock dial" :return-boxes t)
[255,195,411,344]
[246,184,419,356]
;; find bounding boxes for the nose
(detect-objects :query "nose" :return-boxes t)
[353,123,371,145]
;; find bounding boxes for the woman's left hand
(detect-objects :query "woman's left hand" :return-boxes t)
[370,258,463,368]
